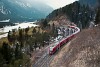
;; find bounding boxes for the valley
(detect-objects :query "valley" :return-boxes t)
[0,0,100,67]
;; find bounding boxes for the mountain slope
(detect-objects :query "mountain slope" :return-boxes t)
[46,1,95,29]
[0,0,53,22]
[79,0,99,8]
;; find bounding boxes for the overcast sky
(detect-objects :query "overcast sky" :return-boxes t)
[45,0,78,9]
[27,0,78,9]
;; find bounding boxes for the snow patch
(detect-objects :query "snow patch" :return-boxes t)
[0,5,10,15]
[0,19,10,22]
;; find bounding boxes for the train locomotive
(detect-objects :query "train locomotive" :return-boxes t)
[48,26,80,55]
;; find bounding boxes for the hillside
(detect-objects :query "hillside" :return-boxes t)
[46,1,96,29]
[0,0,53,22]
[79,0,98,8]
[50,25,100,67]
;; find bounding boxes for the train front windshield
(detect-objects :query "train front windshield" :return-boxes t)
[50,47,53,51]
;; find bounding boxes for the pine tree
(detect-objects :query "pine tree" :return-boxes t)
[32,27,36,34]
[25,27,29,34]
[18,29,23,43]
[15,42,22,59]
[0,48,5,66]
[95,8,100,24]
[1,42,13,64]
[8,30,12,42]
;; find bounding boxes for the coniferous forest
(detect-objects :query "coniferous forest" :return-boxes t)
[47,1,96,29]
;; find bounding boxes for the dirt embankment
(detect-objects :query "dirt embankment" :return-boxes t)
[50,41,71,67]
[50,25,100,67]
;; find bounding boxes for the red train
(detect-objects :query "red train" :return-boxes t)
[48,26,80,55]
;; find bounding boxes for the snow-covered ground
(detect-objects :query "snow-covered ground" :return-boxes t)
[0,22,39,39]
[0,22,38,32]
[0,19,10,22]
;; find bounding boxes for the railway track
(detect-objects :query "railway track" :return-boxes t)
[33,53,55,67]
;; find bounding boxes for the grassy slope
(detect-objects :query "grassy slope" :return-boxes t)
[0,37,8,47]
[66,25,100,67]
